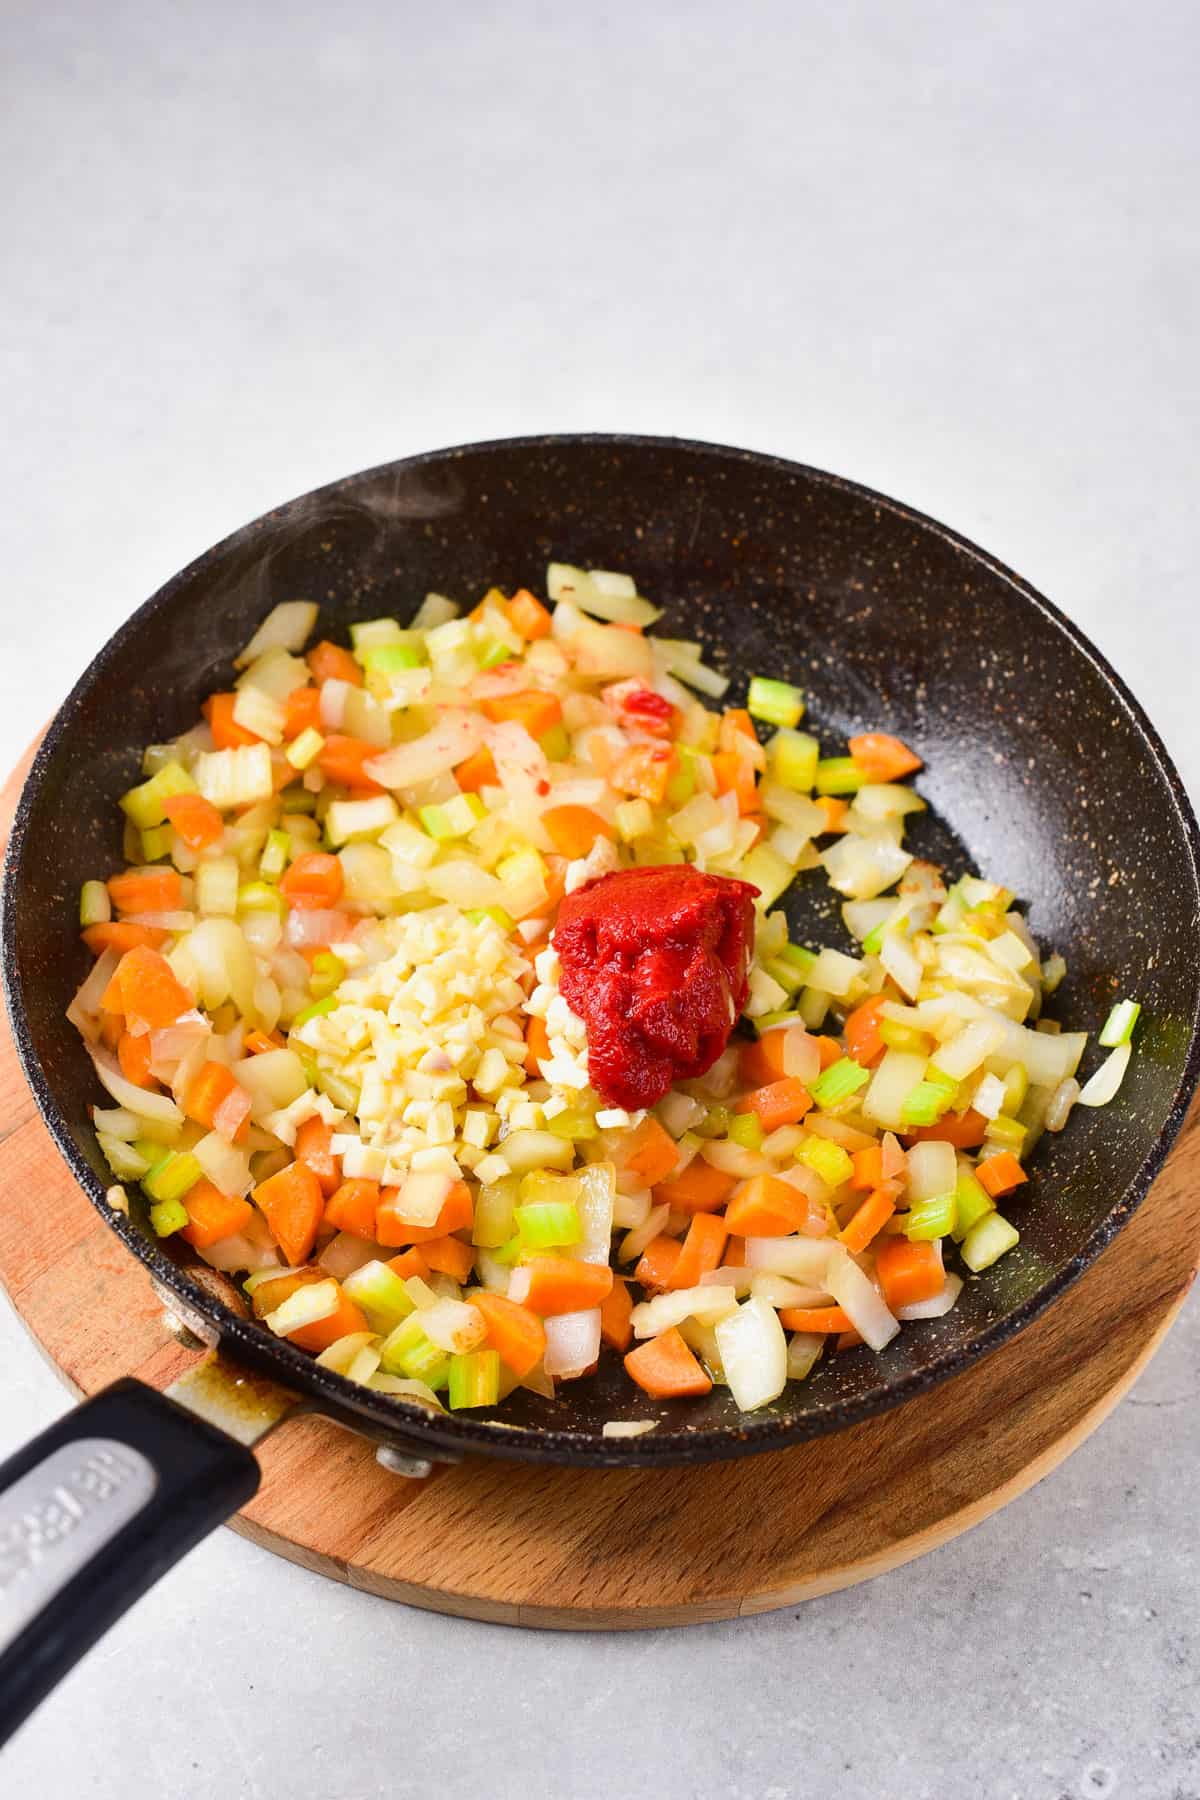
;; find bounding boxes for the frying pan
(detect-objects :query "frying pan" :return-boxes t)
[3,434,1199,1740]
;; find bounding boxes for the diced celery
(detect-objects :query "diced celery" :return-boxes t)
[149,1197,190,1236]
[472,1176,519,1248]
[308,951,345,999]
[379,1314,450,1387]
[79,880,112,927]
[132,1138,172,1178]
[1099,998,1141,1049]
[764,955,807,996]
[1000,1065,1029,1116]
[325,795,399,846]
[904,1192,956,1241]
[119,760,197,830]
[756,1008,809,1031]
[878,1019,934,1056]
[292,995,338,1030]
[349,617,405,653]
[809,1057,870,1110]
[448,1349,501,1410]
[361,641,423,673]
[815,757,866,796]
[342,1261,416,1334]
[984,1114,1027,1155]
[748,677,804,729]
[544,1107,599,1141]
[195,856,238,917]
[97,1133,151,1180]
[693,1104,731,1139]
[463,906,516,932]
[615,798,654,842]
[728,1112,765,1151]
[514,1202,580,1250]
[664,754,696,809]
[259,828,291,882]
[778,942,816,976]
[142,1150,203,1205]
[952,1170,994,1240]
[140,824,173,863]
[768,728,819,792]
[537,723,571,762]
[285,727,325,770]
[237,880,285,915]
[317,1069,359,1112]
[795,1136,853,1187]
[900,1078,956,1127]
[419,793,486,840]
[195,744,273,809]
[491,1234,523,1266]
[960,1212,1019,1271]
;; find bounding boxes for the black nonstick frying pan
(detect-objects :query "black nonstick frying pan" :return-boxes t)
[3,434,1199,1741]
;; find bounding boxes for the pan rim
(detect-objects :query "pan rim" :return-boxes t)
[5,430,1199,1467]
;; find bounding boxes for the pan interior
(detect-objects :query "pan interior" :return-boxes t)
[5,436,1199,1460]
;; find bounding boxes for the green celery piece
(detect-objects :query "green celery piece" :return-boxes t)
[514,1200,581,1249]
[664,754,696,808]
[755,1009,808,1032]
[900,1080,956,1127]
[814,757,866,796]
[491,1233,524,1266]
[728,1112,765,1150]
[119,760,196,830]
[259,827,290,882]
[984,1114,1027,1155]
[361,641,423,673]
[904,1192,956,1241]
[862,920,888,955]
[474,639,511,671]
[448,1349,501,1410]
[282,787,318,815]
[960,1212,1019,1271]
[149,1197,190,1237]
[316,1068,358,1110]
[795,1137,853,1187]
[693,1105,731,1140]
[544,1108,599,1141]
[768,729,819,792]
[97,1134,151,1180]
[809,1057,870,1109]
[747,677,804,729]
[464,906,516,932]
[764,956,806,996]
[538,723,571,762]
[952,1170,994,1240]
[79,880,111,927]
[778,942,816,975]
[1099,998,1141,1049]
[308,951,345,999]
[142,1151,202,1205]
[140,823,173,863]
[342,1261,415,1334]
[238,881,285,915]
[292,995,338,1030]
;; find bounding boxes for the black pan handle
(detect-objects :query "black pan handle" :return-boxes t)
[0,1377,259,1747]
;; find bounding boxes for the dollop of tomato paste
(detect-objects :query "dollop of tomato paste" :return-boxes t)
[553,866,759,1112]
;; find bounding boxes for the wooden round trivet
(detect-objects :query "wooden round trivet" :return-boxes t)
[1,747,1196,1627]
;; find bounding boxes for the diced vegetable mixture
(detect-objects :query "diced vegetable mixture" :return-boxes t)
[69,567,1140,1420]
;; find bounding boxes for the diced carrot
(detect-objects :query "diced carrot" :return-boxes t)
[723,1235,746,1267]
[777,1305,853,1333]
[519,1254,614,1316]
[324,1177,380,1239]
[252,1161,325,1265]
[111,945,193,1030]
[815,796,848,833]
[542,805,616,859]
[99,1011,123,1050]
[599,1276,634,1352]
[288,1288,371,1354]
[117,1030,157,1090]
[624,1327,711,1398]
[204,692,261,749]
[184,1061,246,1136]
[875,1236,944,1311]
[634,1235,682,1291]
[851,1144,885,1191]
[307,640,363,687]
[839,1187,896,1254]
[735,1076,812,1131]
[587,730,617,776]
[525,1014,551,1076]
[421,1234,475,1283]
[610,742,677,805]
[666,1213,728,1289]
[623,1115,679,1187]
[162,792,225,850]
[739,1029,791,1088]
[376,1179,474,1247]
[976,1152,1028,1199]
[653,1161,737,1216]
[244,1027,284,1055]
[386,1247,431,1281]
[836,1328,865,1351]
[725,1174,806,1238]
[507,589,553,640]
[816,1036,843,1070]
[711,751,760,815]
[718,708,757,749]
[280,852,344,910]
[249,1268,323,1318]
[282,686,322,740]
[294,1115,341,1197]
[317,735,385,793]
[849,732,923,782]
[480,691,563,738]
[903,1108,988,1149]
[82,920,169,957]
[107,868,184,915]
[180,1179,254,1250]
[842,995,890,1068]
[467,1291,547,1379]
[455,744,498,794]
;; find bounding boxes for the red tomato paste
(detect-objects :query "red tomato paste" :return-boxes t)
[553,866,759,1111]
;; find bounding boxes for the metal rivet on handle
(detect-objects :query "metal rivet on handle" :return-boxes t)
[376,1446,434,1481]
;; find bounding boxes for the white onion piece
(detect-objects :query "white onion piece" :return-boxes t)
[1077,1040,1132,1107]
[420,1298,487,1354]
[748,1274,831,1308]
[714,1297,788,1412]
[183,918,257,1020]
[148,1009,210,1076]
[192,1129,254,1197]
[386,1169,453,1228]
[897,1272,963,1321]
[825,1251,899,1352]
[542,1308,601,1380]
[364,710,486,790]
[880,929,923,1001]
[574,1162,616,1264]
[781,1026,822,1085]
[122,911,195,932]
[89,1047,183,1122]
[266,1279,340,1336]
[630,1285,737,1339]
[802,1113,877,1152]
[906,1140,957,1203]
[319,678,351,730]
[618,1202,670,1264]
[786,1331,825,1381]
[234,601,318,667]
[700,1139,773,1177]
[197,1218,281,1274]
[602,1419,657,1438]
[611,1187,652,1230]
[743,1237,832,1283]
[931,1017,1006,1081]
[1045,1076,1080,1132]
[285,908,353,951]
[67,948,120,1042]
[699,1266,754,1296]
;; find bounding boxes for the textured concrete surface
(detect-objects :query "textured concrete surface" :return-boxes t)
[2,2,1198,1795]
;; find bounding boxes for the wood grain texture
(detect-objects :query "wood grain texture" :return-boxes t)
[2,748,1197,1628]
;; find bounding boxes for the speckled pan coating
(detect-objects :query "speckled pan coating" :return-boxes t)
[4,434,1199,1468]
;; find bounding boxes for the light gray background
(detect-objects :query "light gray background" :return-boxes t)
[2,3,1197,1795]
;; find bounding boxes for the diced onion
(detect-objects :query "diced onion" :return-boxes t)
[1077,1040,1132,1107]
[89,1047,183,1122]
[630,1284,738,1339]
[713,1297,788,1412]
[897,1272,963,1321]
[825,1251,899,1353]
[234,601,318,668]
[364,711,487,790]
[543,1307,602,1379]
